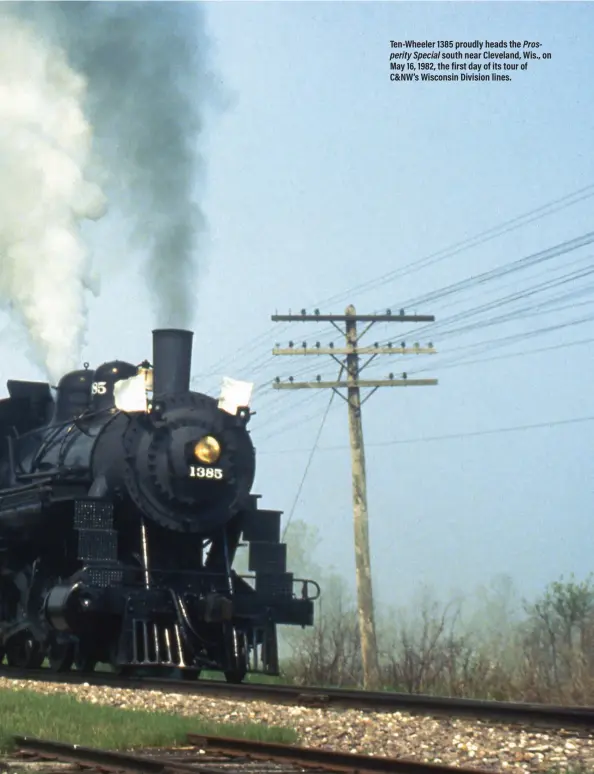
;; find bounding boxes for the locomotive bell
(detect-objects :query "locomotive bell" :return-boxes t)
[139,366,153,392]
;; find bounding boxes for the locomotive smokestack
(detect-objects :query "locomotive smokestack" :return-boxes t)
[152,329,193,397]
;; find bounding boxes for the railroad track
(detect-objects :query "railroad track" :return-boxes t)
[1,665,593,729]
[7,733,498,774]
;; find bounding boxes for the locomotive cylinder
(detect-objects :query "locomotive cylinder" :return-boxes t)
[152,329,193,397]
[45,583,96,632]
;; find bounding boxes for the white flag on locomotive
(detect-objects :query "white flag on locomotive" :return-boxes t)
[113,373,148,412]
[218,377,253,415]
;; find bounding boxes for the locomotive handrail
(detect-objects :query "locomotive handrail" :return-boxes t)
[233,574,321,602]
[13,407,115,441]
[295,578,321,601]
[14,468,88,482]
[0,481,54,497]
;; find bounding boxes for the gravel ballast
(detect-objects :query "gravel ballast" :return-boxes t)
[1,677,592,773]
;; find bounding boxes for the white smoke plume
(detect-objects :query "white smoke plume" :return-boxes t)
[17,1,218,329]
[0,12,106,382]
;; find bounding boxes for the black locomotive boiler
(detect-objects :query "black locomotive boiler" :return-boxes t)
[0,329,318,681]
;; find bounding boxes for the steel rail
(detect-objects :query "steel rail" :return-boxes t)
[2,666,594,729]
[13,736,213,774]
[186,734,495,774]
[14,735,498,774]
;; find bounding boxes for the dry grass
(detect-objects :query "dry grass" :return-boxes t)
[279,572,594,704]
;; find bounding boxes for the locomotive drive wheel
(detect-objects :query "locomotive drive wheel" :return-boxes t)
[180,668,200,680]
[224,666,247,684]
[74,639,97,673]
[75,657,97,673]
[48,637,75,672]
[5,631,44,669]
[224,634,247,684]
[112,665,135,677]
[223,630,248,684]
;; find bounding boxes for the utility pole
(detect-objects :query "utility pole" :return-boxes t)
[271,305,437,690]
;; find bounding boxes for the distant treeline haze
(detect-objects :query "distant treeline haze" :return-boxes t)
[234,521,594,703]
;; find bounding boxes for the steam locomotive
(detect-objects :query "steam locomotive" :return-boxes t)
[0,329,318,681]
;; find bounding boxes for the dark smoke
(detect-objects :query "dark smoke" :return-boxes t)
[12,1,215,328]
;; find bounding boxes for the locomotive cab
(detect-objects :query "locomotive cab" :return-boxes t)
[90,361,138,412]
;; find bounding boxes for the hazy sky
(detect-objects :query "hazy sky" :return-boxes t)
[2,1,593,610]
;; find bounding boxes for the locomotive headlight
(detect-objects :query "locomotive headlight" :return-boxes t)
[193,436,221,464]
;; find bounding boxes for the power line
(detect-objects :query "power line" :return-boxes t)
[267,234,594,388]
[317,184,594,309]
[385,231,594,337]
[254,304,594,445]
[407,314,594,373]
[194,184,594,384]
[345,241,594,360]
[256,327,594,446]
[272,235,594,377]
[261,415,594,454]
[425,335,594,372]
[368,415,594,445]
[268,289,594,395]
[399,330,594,377]
[256,308,594,446]
[427,264,594,334]
[198,225,594,442]
[281,392,335,540]
[202,216,594,398]
[255,311,594,441]
[253,391,326,436]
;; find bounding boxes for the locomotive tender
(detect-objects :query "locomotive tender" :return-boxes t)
[0,329,317,681]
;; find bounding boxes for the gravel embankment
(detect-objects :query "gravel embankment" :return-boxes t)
[1,678,592,773]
